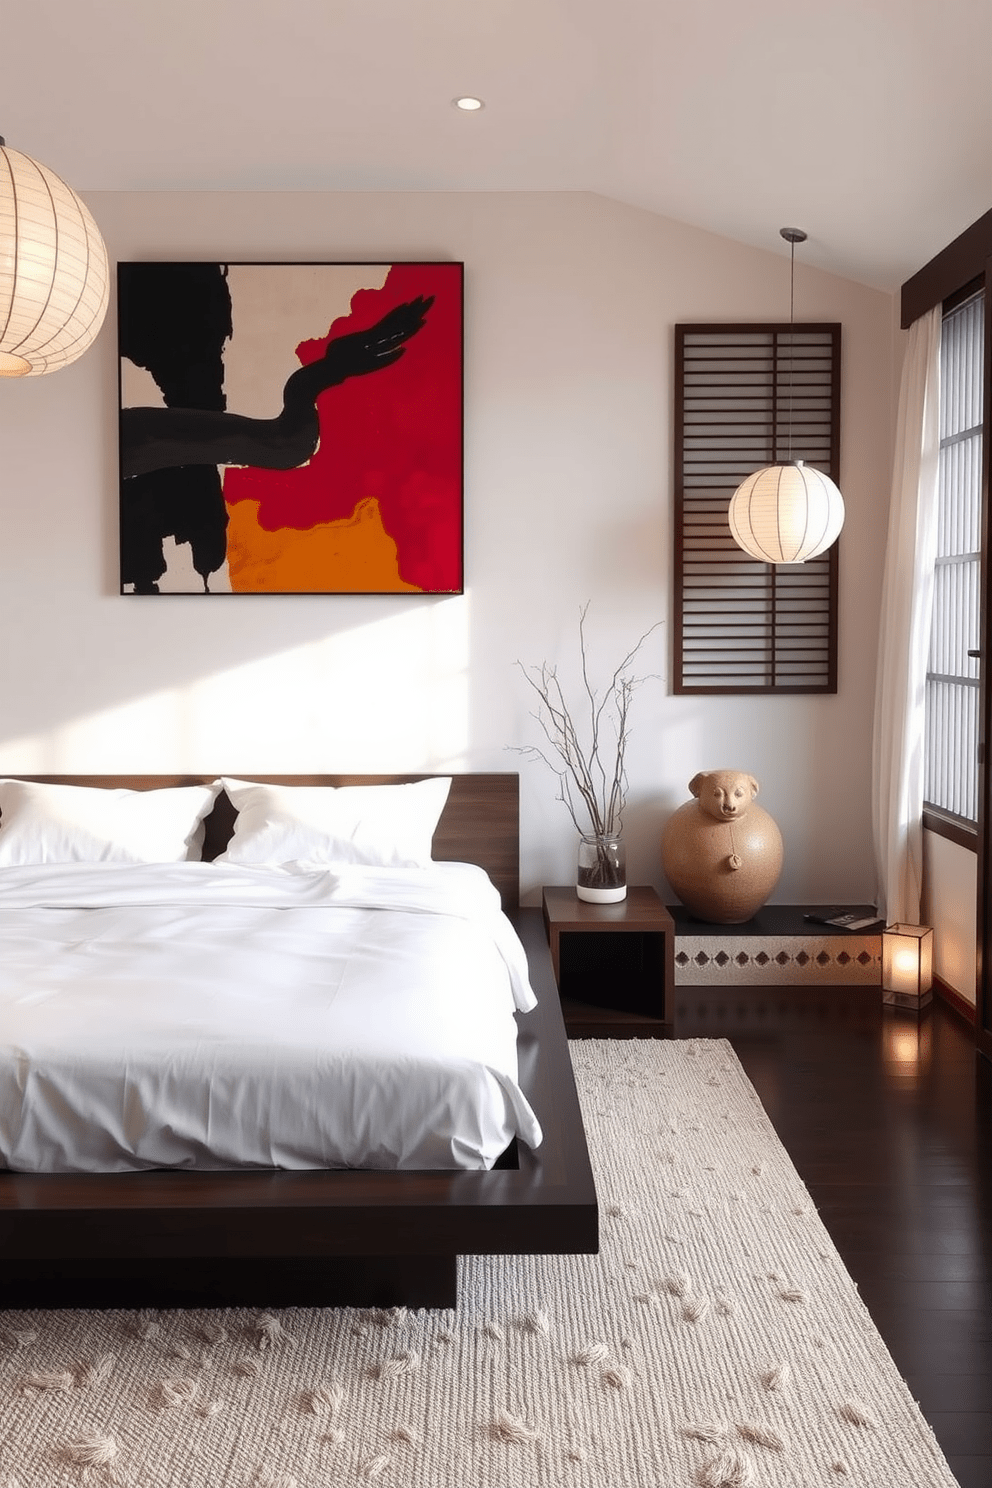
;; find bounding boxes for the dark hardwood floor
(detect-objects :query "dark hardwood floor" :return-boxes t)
[562,986,992,1488]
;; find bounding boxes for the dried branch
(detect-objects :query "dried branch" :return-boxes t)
[512,605,661,839]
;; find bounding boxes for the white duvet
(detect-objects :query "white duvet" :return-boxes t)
[0,861,543,1173]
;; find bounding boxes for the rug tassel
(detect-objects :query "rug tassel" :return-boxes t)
[369,1351,419,1381]
[151,1377,200,1409]
[838,1400,876,1428]
[490,1410,538,1444]
[298,1383,343,1416]
[390,1426,420,1446]
[60,1435,121,1485]
[682,1295,710,1323]
[74,1355,116,1390]
[736,1421,786,1451]
[683,1422,728,1443]
[778,1287,806,1304]
[246,1312,295,1351]
[194,1321,227,1346]
[17,1369,74,1394]
[601,1366,633,1390]
[697,1446,757,1487]
[127,1310,160,1342]
[362,1453,391,1479]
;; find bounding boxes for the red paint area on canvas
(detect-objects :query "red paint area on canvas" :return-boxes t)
[223,264,461,592]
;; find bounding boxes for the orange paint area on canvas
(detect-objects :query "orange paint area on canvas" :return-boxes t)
[225,496,421,593]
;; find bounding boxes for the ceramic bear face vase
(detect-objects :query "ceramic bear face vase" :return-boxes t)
[662,769,783,923]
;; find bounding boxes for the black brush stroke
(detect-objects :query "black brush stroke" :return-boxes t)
[119,263,233,592]
[121,296,434,481]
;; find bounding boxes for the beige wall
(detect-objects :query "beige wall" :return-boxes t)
[0,190,897,902]
[923,830,977,1004]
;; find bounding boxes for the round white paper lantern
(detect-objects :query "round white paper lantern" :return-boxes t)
[0,138,110,377]
[728,459,845,564]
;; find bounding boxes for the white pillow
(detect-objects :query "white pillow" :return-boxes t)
[0,780,221,865]
[218,776,452,867]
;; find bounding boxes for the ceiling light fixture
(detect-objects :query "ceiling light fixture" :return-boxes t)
[0,135,110,377]
[453,96,484,111]
[727,228,845,564]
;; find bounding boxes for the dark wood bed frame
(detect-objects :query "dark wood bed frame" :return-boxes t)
[0,772,598,1309]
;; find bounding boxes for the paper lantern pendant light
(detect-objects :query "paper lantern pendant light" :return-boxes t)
[0,136,110,377]
[727,227,845,564]
[728,458,845,563]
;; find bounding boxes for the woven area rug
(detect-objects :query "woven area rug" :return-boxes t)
[0,1038,960,1487]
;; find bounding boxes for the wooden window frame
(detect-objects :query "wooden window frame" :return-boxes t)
[902,215,992,1058]
[923,290,983,833]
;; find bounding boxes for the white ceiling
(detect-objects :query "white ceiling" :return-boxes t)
[3,0,991,291]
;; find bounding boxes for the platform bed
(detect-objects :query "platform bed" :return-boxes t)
[0,773,598,1309]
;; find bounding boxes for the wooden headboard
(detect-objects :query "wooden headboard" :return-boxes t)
[3,773,521,910]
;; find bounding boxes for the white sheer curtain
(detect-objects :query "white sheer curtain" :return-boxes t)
[872,305,942,923]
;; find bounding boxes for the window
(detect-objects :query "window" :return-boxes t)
[924,291,984,832]
[673,324,841,693]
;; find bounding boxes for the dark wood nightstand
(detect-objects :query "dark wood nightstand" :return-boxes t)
[542,886,675,1032]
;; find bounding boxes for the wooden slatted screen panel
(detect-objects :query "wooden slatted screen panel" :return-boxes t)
[674,323,841,694]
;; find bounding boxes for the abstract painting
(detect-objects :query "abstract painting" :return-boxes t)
[118,261,463,595]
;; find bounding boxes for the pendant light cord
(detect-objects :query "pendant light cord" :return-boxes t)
[788,235,795,462]
[779,226,807,465]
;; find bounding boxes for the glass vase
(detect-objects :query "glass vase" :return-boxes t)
[576,832,626,904]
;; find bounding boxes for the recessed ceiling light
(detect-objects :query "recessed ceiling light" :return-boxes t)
[453,96,484,111]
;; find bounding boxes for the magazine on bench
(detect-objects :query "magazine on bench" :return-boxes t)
[803,907,884,932]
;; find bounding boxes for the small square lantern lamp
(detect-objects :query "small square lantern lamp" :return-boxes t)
[881,923,933,1011]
